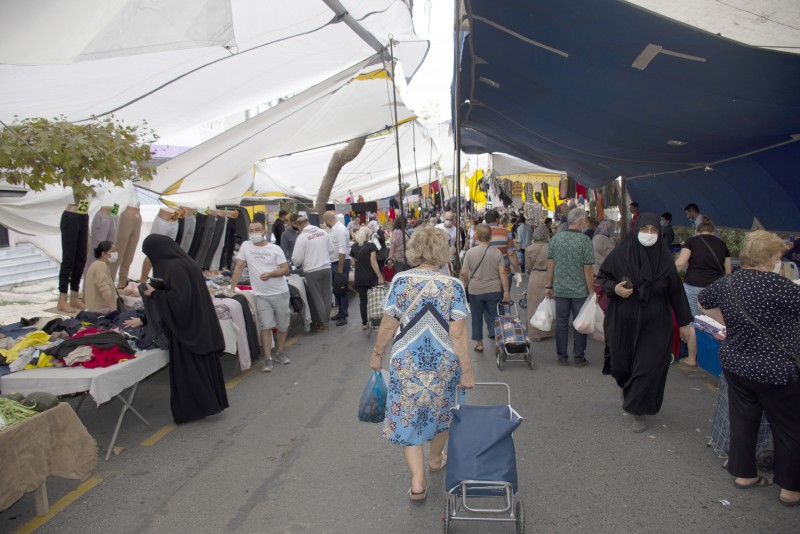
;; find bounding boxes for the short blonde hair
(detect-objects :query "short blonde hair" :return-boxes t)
[739,230,787,268]
[406,226,451,267]
[354,226,371,245]
[475,224,492,243]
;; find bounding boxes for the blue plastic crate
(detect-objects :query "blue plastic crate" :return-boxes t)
[696,329,722,377]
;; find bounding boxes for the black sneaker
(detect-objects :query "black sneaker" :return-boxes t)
[336,318,348,326]
[557,359,569,366]
[574,359,589,368]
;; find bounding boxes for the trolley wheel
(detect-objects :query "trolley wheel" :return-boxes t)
[515,500,525,534]
[443,498,451,533]
[496,346,504,370]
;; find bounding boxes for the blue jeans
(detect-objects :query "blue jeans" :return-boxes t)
[683,283,702,318]
[331,259,350,318]
[469,292,502,342]
[555,296,588,362]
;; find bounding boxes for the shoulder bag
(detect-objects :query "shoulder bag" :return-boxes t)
[727,276,800,372]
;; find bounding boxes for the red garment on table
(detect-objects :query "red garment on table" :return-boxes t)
[67,327,137,368]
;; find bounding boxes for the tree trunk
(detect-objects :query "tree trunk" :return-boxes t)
[314,136,368,215]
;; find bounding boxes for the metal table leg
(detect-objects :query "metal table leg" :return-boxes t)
[104,382,155,461]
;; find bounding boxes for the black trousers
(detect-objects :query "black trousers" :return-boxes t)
[357,286,370,325]
[725,370,800,491]
[58,211,89,294]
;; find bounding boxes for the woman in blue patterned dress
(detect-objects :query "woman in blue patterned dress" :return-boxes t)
[370,226,475,501]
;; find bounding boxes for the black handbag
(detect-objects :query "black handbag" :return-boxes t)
[333,271,348,296]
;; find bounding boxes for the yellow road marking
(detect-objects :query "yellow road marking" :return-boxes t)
[14,476,102,534]
[141,422,177,447]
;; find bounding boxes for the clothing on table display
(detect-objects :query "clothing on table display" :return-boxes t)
[59,210,89,294]
[187,213,206,259]
[111,208,142,286]
[84,210,119,274]
[231,294,262,359]
[142,234,229,424]
[150,216,179,241]
[218,319,239,355]
[202,216,225,270]
[179,214,197,253]
[212,297,252,370]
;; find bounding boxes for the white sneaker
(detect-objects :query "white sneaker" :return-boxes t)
[261,359,274,372]
[274,352,290,365]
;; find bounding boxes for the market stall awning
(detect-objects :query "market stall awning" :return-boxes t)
[458,0,800,230]
[0,0,427,140]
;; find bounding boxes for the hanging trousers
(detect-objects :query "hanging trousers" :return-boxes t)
[111,210,141,286]
[58,211,89,294]
[84,211,119,275]
[180,215,197,253]
[195,215,218,268]
[725,370,800,491]
[187,213,207,259]
[203,216,225,270]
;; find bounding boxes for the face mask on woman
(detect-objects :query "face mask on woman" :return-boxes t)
[249,233,265,244]
[774,260,783,273]
[638,232,658,247]
[659,219,667,227]
[108,251,119,263]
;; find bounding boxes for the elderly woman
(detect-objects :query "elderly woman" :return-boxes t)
[350,227,385,329]
[597,213,692,433]
[676,216,732,366]
[370,226,475,501]
[525,224,554,341]
[388,216,411,272]
[698,231,800,505]
[592,219,616,276]
[83,240,119,313]
[460,224,509,351]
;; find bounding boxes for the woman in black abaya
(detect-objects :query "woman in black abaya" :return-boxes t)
[142,234,229,424]
[597,213,692,433]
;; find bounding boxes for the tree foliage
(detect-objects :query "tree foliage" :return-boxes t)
[0,116,157,199]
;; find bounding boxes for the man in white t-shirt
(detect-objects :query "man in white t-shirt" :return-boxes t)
[230,221,291,372]
[325,211,351,326]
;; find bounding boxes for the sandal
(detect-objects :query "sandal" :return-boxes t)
[779,496,800,507]
[408,485,428,501]
[474,343,484,352]
[429,453,447,472]
[734,475,772,489]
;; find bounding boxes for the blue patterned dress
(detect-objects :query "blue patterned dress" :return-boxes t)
[382,269,470,446]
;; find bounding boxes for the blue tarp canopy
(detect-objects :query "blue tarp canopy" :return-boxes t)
[458,0,800,230]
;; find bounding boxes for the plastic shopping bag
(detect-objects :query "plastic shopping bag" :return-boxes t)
[357,370,388,423]
[591,304,605,342]
[574,294,597,334]
[530,298,556,331]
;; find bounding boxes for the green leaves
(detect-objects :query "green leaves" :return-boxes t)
[0,116,157,200]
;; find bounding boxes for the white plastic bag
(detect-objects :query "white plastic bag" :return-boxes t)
[574,294,597,334]
[591,304,605,342]
[530,298,556,331]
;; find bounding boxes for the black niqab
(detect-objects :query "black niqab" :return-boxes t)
[142,234,223,353]
[613,212,674,303]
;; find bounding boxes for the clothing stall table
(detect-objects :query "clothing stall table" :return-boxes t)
[0,348,169,460]
[0,403,97,516]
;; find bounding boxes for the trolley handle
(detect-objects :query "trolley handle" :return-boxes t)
[462,382,511,406]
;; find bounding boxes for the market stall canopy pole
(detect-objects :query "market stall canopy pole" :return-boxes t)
[457,0,800,230]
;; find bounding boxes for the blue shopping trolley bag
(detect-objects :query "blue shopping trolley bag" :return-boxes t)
[445,404,523,494]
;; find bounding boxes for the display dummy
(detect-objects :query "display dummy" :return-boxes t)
[109,203,142,288]
[84,204,120,275]
[57,200,90,312]
[140,207,181,284]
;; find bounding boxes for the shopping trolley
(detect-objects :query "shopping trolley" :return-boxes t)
[365,284,388,338]
[494,302,532,370]
[443,382,525,533]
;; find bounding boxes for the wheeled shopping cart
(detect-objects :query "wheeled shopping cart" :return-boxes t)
[494,302,532,370]
[443,383,525,533]
[365,284,388,338]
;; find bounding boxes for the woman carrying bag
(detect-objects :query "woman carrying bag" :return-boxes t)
[460,224,509,352]
[525,224,555,341]
[698,230,800,506]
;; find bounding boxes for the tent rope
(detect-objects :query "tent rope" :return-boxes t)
[387,35,408,265]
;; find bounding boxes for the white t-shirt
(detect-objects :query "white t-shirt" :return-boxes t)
[329,222,351,262]
[237,241,289,296]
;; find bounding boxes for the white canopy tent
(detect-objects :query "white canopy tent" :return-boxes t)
[0,0,428,141]
[151,55,415,208]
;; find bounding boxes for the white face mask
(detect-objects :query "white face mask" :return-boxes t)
[249,233,265,244]
[638,232,658,247]
[659,219,667,227]
[444,220,453,228]
[107,251,119,263]
[774,260,782,273]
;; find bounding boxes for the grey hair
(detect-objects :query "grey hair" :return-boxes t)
[567,207,587,226]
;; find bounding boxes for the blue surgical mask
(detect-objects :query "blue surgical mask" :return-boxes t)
[660,219,667,227]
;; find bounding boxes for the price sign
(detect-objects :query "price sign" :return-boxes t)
[76,200,90,214]
[110,203,120,216]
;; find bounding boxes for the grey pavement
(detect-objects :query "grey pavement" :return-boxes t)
[1,289,796,534]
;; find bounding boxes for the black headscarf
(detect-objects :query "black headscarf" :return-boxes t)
[605,212,674,303]
[142,234,223,354]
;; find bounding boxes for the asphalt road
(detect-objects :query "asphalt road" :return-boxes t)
[1,290,796,534]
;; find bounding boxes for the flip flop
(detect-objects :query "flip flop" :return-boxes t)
[429,453,447,472]
[734,475,772,489]
[779,496,800,507]
[474,344,484,352]
[408,485,428,501]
